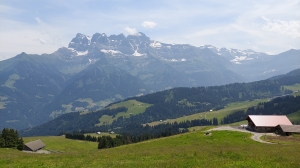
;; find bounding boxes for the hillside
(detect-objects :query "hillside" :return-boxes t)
[1,130,300,167]
[1,32,299,130]
[20,69,300,136]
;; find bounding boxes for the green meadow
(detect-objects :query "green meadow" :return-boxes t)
[145,99,267,126]
[284,83,300,92]
[97,100,152,126]
[287,110,300,124]
[1,130,299,167]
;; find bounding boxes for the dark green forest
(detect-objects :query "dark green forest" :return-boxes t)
[0,128,24,150]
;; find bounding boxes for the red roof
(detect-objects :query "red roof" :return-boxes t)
[246,115,292,127]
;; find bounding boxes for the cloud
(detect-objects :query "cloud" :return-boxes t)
[1,0,299,61]
[36,37,47,44]
[142,21,157,28]
[124,26,138,35]
[262,17,300,38]
[34,17,42,24]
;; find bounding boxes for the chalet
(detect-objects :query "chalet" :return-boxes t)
[23,139,46,152]
[275,125,300,136]
[245,115,292,132]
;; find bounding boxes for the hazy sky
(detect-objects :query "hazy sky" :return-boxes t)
[1,0,300,61]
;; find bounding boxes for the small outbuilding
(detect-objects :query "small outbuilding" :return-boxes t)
[275,125,300,136]
[23,139,46,152]
[245,115,292,132]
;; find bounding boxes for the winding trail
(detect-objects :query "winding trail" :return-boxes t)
[208,126,274,144]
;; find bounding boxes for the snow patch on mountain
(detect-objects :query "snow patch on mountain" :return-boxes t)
[67,48,88,56]
[230,56,254,64]
[77,50,89,56]
[86,36,91,45]
[132,50,145,57]
[88,58,99,64]
[163,58,187,62]
[150,41,162,48]
[101,49,122,55]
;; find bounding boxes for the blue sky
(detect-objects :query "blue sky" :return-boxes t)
[0,0,300,61]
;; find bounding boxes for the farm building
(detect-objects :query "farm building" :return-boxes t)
[23,139,46,152]
[245,115,292,132]
[275,125,300,136]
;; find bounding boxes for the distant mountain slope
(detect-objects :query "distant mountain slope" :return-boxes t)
[0,53,66,129]
[1,32,299,130]
[45,58,147,118]
[20,69,300,136]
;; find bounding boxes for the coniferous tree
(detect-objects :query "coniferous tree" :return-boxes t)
[0,128,24,150]
[17,137,24,151]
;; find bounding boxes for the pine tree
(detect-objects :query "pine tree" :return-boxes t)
[0,137,4,147]
[17,137,24,151]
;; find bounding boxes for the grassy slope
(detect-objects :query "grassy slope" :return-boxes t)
[145,99,267,126]
[96,100,152,125]
[287,110,300,124]
[284,83,300,92]
[1,130,300,167]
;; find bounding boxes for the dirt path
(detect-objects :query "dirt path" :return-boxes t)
[208,126,274,144]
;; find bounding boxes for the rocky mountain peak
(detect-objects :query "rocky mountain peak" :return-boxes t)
[68,33,91,51]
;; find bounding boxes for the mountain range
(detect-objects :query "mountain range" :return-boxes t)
[0,32,299,130]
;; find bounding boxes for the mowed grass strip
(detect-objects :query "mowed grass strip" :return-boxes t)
[1,131,300,167]
[84,132,119,138]
[146,99,266,126]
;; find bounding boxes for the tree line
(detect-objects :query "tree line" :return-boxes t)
[65,118,217,149]
[222,95,300,124]
[0,128,24,150]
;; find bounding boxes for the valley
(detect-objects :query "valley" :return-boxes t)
[0,32,299,130]
[1,1,299,167]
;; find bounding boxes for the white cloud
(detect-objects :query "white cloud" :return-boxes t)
[36,37,47,44]
[1,1,300,61]
[124,26,138,35]
[142,21,157,28]
[262,17,300,38]
[34,17,42,24]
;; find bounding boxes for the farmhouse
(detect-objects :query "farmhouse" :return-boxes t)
[275,125,300,136]
[23,139,46,152]
[245,115,292,132]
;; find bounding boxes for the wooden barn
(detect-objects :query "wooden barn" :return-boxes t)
[245,115,292,132]
[275,125,300,136]
[23,139,46,152]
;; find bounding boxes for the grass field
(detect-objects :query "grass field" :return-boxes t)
[284,83,300,92]
[145,99,267,126]
[1,129,300,167]
[96,100,152,126]
[287,110,300,124]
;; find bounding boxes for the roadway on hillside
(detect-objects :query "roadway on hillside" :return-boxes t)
[208,126,275,144]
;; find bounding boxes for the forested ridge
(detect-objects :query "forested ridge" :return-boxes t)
[20,69,300,136]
